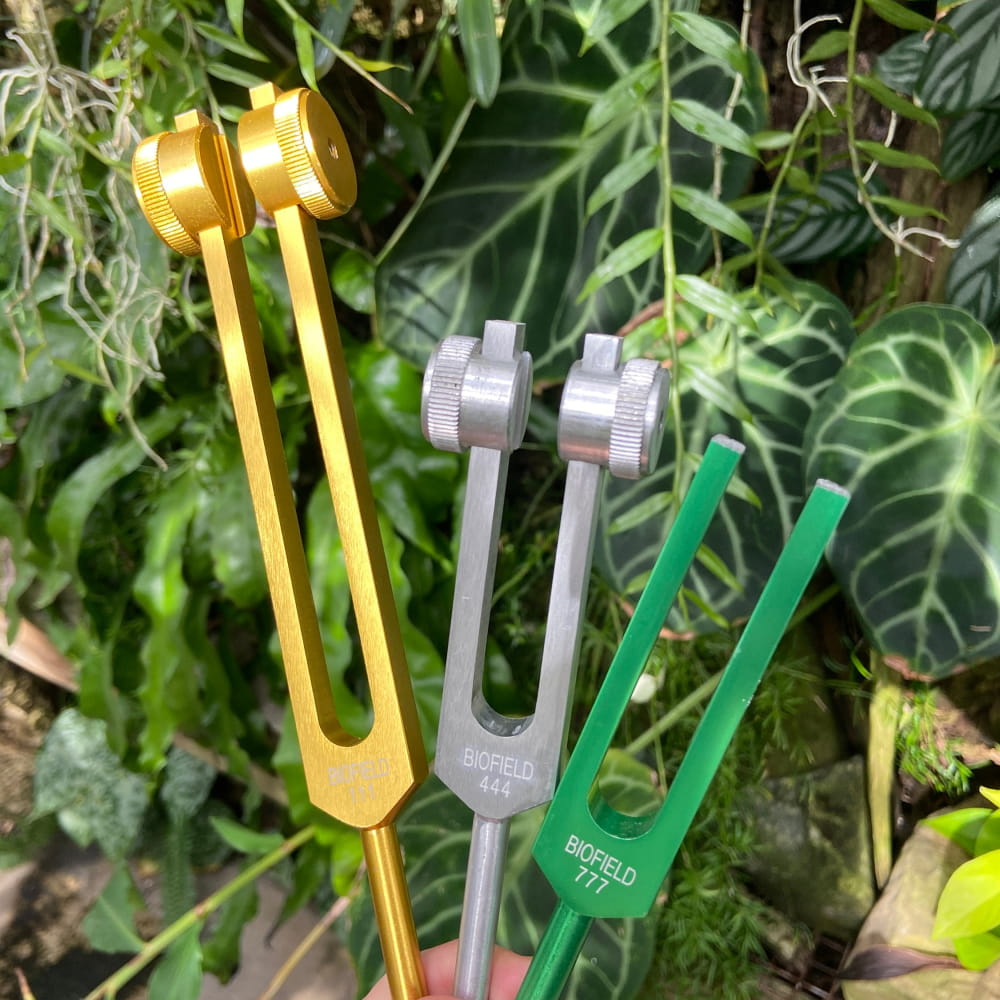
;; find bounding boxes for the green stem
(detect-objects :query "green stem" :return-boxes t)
[375,97,477,267]
[82,825,316,1000]
[624,670,722,757]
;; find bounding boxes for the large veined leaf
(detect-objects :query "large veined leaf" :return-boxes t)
[804,305,1000,679]
[915,0,1000,115]
[376,0,764,380]
[941,107,1000,181]
[741,170,883,264]
[597,280,854,633]
[945,192,1000,340]
[346,751,660,998]
[873,32,930,95]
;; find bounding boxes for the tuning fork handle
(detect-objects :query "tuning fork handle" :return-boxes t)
[514,900,591,1000]
[454,814,512,1000]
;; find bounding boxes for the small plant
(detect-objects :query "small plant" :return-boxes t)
[925,787,1000,971]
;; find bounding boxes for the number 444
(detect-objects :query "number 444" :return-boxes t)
[480,776,511,797]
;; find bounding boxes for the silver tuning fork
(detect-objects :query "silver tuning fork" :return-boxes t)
[421,323,668,1000]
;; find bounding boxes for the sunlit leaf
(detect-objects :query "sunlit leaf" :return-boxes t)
[933,850,1000,938]
[922,807,991,855]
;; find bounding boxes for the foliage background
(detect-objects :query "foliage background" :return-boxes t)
[2,0,1000,996]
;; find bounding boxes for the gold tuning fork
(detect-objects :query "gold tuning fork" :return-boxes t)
[132,86,428,999]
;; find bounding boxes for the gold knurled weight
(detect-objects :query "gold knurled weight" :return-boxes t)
[132,133,201,256]
[239,84,357,219]
[132,111,255,252]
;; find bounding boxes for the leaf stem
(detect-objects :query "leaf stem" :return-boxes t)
[624,670,722,756]
[81,825,316,1000]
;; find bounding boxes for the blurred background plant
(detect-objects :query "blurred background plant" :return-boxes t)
[2,0,999,998]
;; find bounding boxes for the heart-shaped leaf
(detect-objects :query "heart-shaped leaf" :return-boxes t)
[804,305,1000,678]
[375,0,764,380]
[597,279,854,632]
[346,750,660,997]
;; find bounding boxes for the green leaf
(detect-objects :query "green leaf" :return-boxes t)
[46,403,185,578]
[347,756,659,996]
[599,280,854,630]
[674,275,754,330]
[933,850,1000,938]
[744,170,883,263]
[854,73,938,126]
[982,788,1000,809]
[941,108,1000,181]
[875,32,931,95]
[0,152,28,174]
[458,0,502,106]
[583,60,660,137]
[916,0,1000,115]
[210,816,286,855]
[754,130,795,151]
[578,229,664,301]
[226,0,245,37]
[975,811,1000,856]
[83,864,144,954]
[586,145,660,218]
[865,0,940,33]
[609,490,673,535]
[33,709,148,860]
[869,193,946,220]
[332,249,377,314]
[805,305,1000,678]
[206,61,264,88]
[801,30,850,64]
[922,808,992,855]
[854,139,938,172]
[160,747,215,826]
[193,21,267,61]
[670,12,747,73]
[147,926,203,1000]
[671,185,754,247]
[954,929,1000,971]
[945,193,1000,337]
[670,98,758,158]
[574,0,648,53]
[376,2,765,379]
[293,17,318,91]
[201,883,259,982]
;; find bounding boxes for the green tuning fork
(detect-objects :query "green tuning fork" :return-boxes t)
[515,435,850,999]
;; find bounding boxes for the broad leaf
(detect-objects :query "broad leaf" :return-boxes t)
[33,709,148,860]
[954,929,1000,971]
[741,169,883,264]
[945,193,1000,339]
[805,305,1000,678]
[874,32,931,95]
[922,807,991,855]
[346,751,660,997]
[941,107,1000,181]
[210,816,285,855]
[915,0,1000,115]
[597,280,854,632]
[201,882,259,983]
[83,864,144,954]
[376,1,764,380]
[933,849,1000,939]
[147,926,203,1000]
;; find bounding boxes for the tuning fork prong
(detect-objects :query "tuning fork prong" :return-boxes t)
[133,89,429,1000]
[423,331,668,1000]
[514,442,850,1000]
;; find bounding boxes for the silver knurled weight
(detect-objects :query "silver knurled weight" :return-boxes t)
[421,320,532,454]
[557,333,669,479]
